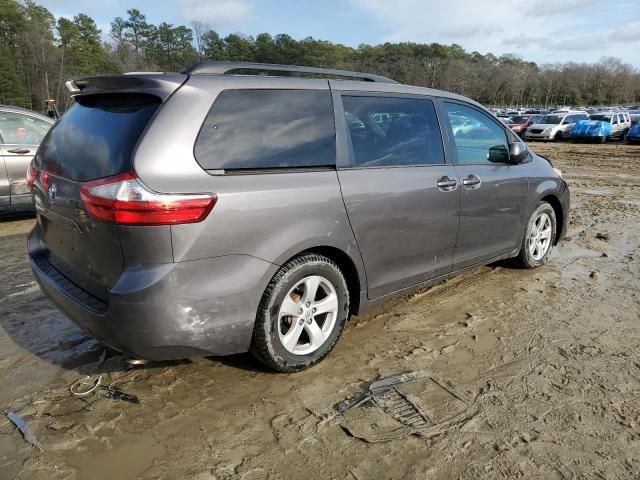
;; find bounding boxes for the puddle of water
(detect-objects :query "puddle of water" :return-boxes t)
[580,188,613,196]
[66,432,165,480]
[551,242,602,261]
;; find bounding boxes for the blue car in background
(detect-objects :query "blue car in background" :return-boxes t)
[626,122,640,144]
[571,112,632,143]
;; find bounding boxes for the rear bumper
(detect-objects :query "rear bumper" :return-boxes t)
[29,228,278,360]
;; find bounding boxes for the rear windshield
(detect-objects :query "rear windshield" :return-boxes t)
[36,94,160,182]
[539,115,563,125]
[194,89,335,171]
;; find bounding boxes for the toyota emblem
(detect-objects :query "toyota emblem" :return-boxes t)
[48,183,57,202]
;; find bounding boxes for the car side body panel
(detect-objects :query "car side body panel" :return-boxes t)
[0,107,54,211]
[27,71,570,360]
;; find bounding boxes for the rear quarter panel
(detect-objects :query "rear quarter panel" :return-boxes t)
[132,75,366,284]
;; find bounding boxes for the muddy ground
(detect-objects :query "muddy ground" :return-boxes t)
[1,142,639,480]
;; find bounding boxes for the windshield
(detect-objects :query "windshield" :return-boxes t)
[529,116,543,124]
[589,115,611,122]
[507,115,529,124]
[539,115,563,125]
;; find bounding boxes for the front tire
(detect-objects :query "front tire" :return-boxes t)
[515,202,557,268]
[250,254,349,372]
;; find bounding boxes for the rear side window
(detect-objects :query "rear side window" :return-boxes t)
[194,89,335,171]
[36,94,160,182]
[341,95,444,167]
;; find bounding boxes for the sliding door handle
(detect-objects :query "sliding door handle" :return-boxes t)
[437,176,458,191]
[462,175,481,188]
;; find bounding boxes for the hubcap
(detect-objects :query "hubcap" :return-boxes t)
[528,212,552,261]
[277,275,339,355]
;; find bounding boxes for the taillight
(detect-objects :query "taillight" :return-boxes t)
[39,171,52,190]
[80,172,217,226]
[27,160,39,192]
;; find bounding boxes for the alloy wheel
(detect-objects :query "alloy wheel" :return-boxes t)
[277,275,339,355]
[528,212,552,261]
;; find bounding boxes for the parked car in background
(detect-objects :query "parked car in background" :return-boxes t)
[525,112,588,141]
[0,106,54,212]
[552,108,573,114]
[506,114,542,137]
[449,115,486,136]
[625,122,640,144]
[571,112,631,143]
[27,62,568,372]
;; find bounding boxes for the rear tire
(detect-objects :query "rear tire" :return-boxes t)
[515,202,557,269]
[250,254,349,372]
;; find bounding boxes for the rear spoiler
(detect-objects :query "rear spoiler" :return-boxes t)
[65,73,188,101]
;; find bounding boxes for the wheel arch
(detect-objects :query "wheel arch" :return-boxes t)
[540,194,564,245]
[278,245,363,317]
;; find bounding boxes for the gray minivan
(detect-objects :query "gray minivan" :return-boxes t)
[28,62,569,371]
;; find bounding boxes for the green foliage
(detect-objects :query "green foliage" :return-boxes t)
[0,0,638,113]
[57,14,119,76]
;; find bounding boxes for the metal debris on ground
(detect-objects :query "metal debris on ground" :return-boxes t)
[69,375,140,404]
[336,371,478,442]
[7,412,38,445]
[103,386,140,404]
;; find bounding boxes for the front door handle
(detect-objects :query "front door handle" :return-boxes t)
[7,148,31,154]
[462,174,481,189]
[437,176,458,191]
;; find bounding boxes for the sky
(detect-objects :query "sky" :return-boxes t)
[38,0,640,67]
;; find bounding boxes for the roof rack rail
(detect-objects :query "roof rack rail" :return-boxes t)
[181,61,399,84]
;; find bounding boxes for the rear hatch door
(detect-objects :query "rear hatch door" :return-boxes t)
[32,74,186,297]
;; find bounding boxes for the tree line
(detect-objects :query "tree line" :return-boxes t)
[1,0,639,113]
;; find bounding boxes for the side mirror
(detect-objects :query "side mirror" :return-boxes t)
[508,142,528,164]
[487,145,509,164]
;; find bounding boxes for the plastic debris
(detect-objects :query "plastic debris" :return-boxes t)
[70,375,103,396]
[336,371,478,442]
[7,412,38,445]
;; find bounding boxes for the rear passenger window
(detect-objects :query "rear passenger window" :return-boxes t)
[444,102,509,165]
[194,89,335,171]
[0,112,51,145]
[341,96,444,167]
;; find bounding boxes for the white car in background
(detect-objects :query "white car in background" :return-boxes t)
[525,112,588,141]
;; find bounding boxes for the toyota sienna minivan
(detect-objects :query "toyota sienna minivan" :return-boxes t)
[28,62,569,371]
